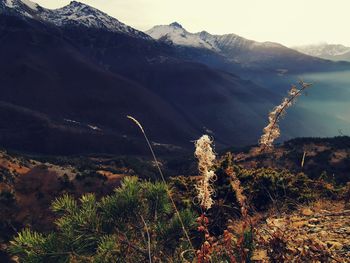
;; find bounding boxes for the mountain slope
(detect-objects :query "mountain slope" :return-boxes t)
[294,43,350,62]
[0,5,280,154]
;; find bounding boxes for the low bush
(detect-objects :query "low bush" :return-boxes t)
[10,177,196,262]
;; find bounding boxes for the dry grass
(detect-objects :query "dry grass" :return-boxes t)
[127,115,194,253]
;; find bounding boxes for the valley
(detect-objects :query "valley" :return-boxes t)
[0,0,350,155]
[0,0,349,262]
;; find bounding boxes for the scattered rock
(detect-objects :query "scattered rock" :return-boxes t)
[301,208,314,216]
[256,202,350,261]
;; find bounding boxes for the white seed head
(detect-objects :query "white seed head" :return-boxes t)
[194,135,216,210]
[259,84,303,149]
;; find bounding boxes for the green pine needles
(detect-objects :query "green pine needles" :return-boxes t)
[10,176,196,263]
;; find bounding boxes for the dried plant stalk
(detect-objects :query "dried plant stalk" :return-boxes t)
[194,135,217,263]
[301,151,306,168]
[226,166,248,218]
[228,154,253,262]
[259,81,312,151]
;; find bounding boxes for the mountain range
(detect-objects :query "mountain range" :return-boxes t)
[294,43,350,62]
[146,23,349,74]
[0,0,349,155]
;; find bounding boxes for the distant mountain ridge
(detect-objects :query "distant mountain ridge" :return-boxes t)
[146,22,349,74]
[294,43,350,61]
[146,22,284,54]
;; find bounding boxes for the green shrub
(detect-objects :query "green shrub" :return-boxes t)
[10,176,196,262]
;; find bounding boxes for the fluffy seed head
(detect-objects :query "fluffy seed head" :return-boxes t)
[259,81,312,150]
[194,135,216,210]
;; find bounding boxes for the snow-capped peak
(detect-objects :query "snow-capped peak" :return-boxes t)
[146,22,220,51]
[42,1,151,39]
[146,23,284,53]
[294,43,350,57]
[1,0,151,39]
[292,43,350,61]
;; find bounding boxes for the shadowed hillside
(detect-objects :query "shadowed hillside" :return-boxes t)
[0,12,283,154]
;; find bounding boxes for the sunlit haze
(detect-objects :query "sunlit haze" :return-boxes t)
[33,0,350,47]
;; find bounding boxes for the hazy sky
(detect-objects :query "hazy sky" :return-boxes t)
[34,0,350,47]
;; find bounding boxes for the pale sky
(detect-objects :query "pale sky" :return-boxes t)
[34,0,350,47]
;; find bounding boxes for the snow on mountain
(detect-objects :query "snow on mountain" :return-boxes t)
[4,0,37,9]
[0,0,150,39]
[294,43,350,61]
[1,0,38,17]
[40,1,150,39]
[4,0,15,8]
[146,22,284,52]
[146,22,220,51]
[146,22,337,72]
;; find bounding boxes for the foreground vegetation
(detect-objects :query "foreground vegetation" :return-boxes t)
[7,151,347,262]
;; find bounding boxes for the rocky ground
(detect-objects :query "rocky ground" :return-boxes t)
[252,200,350,262]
